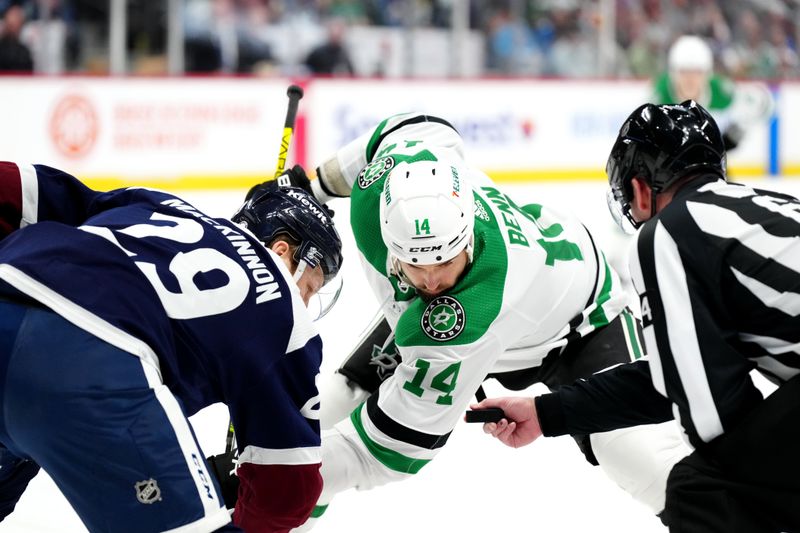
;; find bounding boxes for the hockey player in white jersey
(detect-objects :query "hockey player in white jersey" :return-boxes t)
[222,113,691,528]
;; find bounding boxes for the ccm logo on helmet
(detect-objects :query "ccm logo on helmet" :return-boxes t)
[409,245,443,253]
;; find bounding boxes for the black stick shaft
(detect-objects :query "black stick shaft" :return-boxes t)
[274,85,304,179]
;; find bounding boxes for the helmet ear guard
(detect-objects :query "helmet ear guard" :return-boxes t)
[232,183,343,285]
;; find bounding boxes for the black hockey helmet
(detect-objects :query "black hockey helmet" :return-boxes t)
[606,100,726,229]
[233,182,343,285]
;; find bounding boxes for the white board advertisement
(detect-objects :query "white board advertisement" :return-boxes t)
[0,76,782,188]
[0,77,294,187]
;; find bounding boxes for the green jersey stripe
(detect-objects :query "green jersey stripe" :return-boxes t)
[621,310,643,360]
[310,505,328,518]
[588,256,614,328]
[350,404,431,474]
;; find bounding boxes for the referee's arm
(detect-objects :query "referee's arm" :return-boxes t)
[630,217,763,449]
[534,358,674,437]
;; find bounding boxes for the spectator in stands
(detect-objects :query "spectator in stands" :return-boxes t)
[486,7,540,75]
[625,8,665,78]
[304,17,354,76]
[0,4,32,72]
[323,0,367,25]
[766,12,799,79]
[20,0,80,73]
[184,0,273,74]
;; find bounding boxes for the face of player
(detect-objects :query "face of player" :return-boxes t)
[673,69,708,102]
[270,240,325,305]
[398,249,469,300]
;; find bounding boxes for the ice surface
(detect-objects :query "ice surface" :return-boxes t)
[2,178,790,533]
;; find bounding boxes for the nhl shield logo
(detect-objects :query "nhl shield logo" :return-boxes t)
[135,478,162,504]
[421,296,466,341]
[358,156,395,189]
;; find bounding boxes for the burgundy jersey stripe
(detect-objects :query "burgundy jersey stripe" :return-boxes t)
[0,162,22,239]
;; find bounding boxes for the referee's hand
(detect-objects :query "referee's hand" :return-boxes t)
[471,397,542,449]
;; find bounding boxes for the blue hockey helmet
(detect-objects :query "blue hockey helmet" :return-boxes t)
[233,182,343,285]
[606,100,726,230]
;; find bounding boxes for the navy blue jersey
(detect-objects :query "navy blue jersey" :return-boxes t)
[0,162,323,526]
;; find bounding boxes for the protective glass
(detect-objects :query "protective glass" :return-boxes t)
[307,273,343,321]
[606,187,639,235]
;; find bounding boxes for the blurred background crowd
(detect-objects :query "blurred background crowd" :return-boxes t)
[0,0,798,79]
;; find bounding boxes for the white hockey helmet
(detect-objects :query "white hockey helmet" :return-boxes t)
[668,35,713,72]
[379,156,474,266]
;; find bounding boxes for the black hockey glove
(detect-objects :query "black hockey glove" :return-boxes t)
[339,315,401,394]
[276,164,313,193]
[206,450,240,510]
[244,165,313,201]
[244,165,335,217]
[722,123,744,151]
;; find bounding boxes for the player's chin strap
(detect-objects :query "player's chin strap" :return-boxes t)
[293,258,308,282]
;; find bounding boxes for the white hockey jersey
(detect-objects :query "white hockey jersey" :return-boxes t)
[312,113,628,509]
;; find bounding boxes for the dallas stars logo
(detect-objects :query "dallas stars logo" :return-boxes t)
[358,156,395,189]
[421,296,466,341]
[369,341,401,381]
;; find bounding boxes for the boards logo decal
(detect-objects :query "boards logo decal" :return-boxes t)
[421,295,466,341]
[358,156,395,189]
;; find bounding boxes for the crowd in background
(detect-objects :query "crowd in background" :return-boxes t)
[0,0,798,79]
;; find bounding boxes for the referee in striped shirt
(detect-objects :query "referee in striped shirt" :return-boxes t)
[473,100,800,532]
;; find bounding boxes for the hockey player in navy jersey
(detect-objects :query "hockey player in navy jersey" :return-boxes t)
[0,162,342,533]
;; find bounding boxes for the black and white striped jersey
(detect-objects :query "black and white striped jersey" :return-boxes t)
[629,175,800,448]
[535,175,800,450]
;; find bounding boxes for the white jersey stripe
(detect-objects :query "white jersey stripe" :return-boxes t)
[17,162,39,228]
[697,179,755,198]
[654,223,724,443]
[0,264,163,379]
[750,354,800,382]
[238,444,322,466]
[0,267,229,530]
[151,382,225,520]
[740,332,800,355]
[730,267,800,316]
[628,237,668,397]
[687,201,800,272]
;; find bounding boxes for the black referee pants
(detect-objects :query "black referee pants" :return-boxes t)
[662,374,800,533]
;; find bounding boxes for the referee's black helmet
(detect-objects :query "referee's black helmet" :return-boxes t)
[606,100,726,228]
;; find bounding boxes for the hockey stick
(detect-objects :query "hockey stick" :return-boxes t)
[274,84,304,183]
[223,85,304,455]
